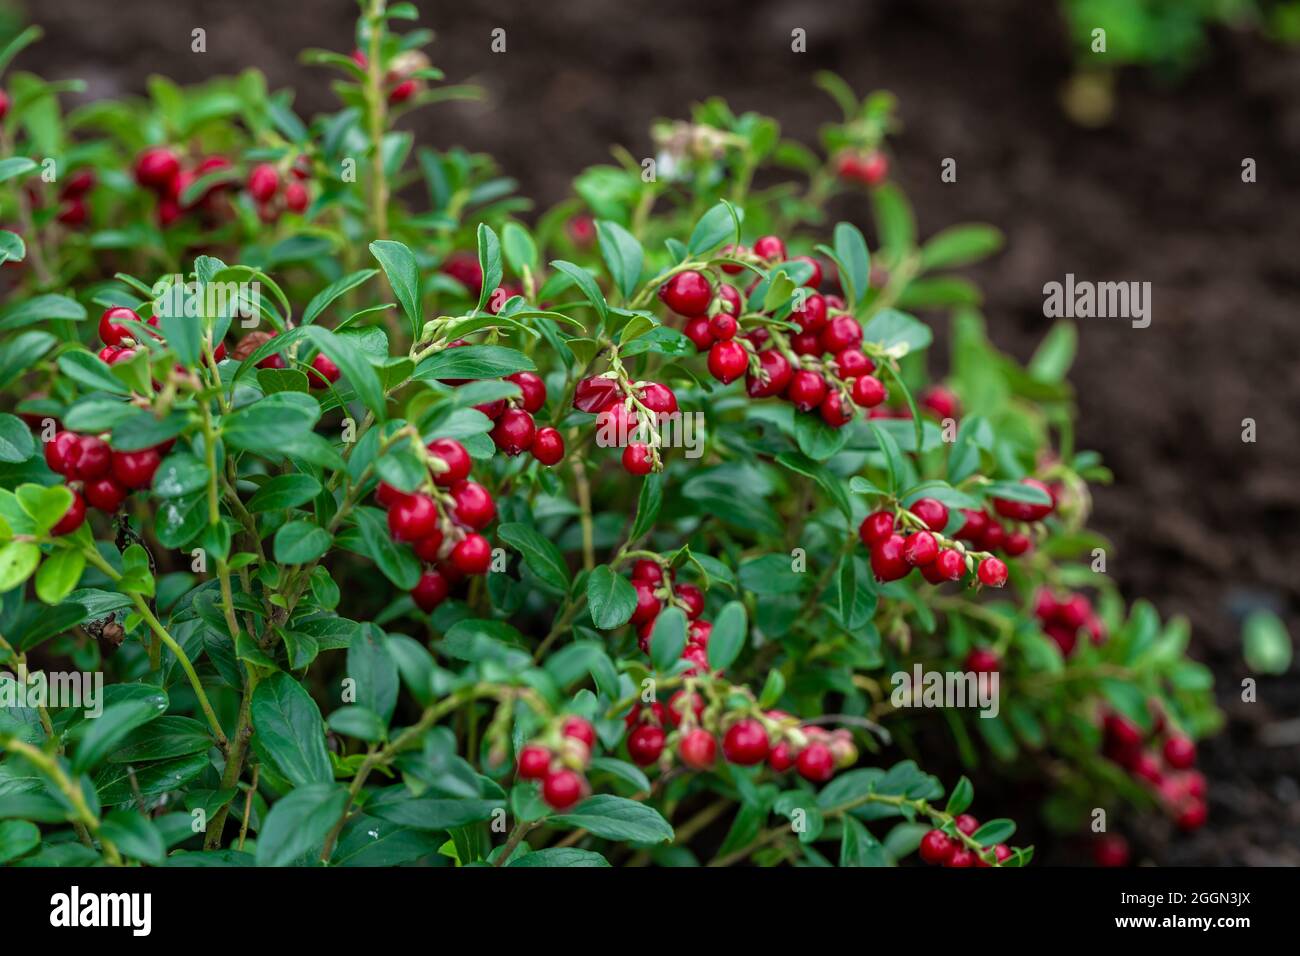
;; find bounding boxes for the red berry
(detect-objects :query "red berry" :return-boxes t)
[861,151,889,185]
[992,843,1013,864]
[110,448,161,490]
[676,583,705,619]
[684,317,715,352]
[541,769,585,810]
[490,408,536,456]
[716,283,742,316]
[1184,771,1206,799]
[767,740,795,772]
[56,197,87,226]
[850,375,887,408]
[752,235,787,261]
[247,164,279,203]
[977,557,1008,588]
[68,435,111,481]
[134,147,180,190]
[450,480,495,529]
[427,438,471,486]
[413,530,444,562]
[1132,752,1163,785]
[792,293,828,333]
[680,643,710,676]
[920,384,960,420]
[946,848,976,868]
[283,180,309,213]
[631,581,661,626]
[819,390,853,427]
[572,375,620,413]
[1104,713,1144,750]
[954,814,979,836]
[622,442,655,476]
[451,533,492,575]
[561,716,596,749]
[375,481,407,508]
[631,559,665,586]
[820,316,863,353]
[903,531,939,566]
[956,509,989,541]
[859,510,895,546]
[388,493,438,541]
[1093,834,1130,868]
[387,78,419,105]
[517,744,551,780]
[45,431,81,476]
[919,829,956,865]
[98,307,141,347]
[411,569,450,612]
[678,729,717,770]
[0,90,9,122]
[83,477,127,512]
[965,647,1000,674]
[687,619,711,647]
[980,523,1005,552]
[796,742,835,782]
[834,348,872,377]
[531,427,564,466]
[51,489,86,536]
[785,370,827,412]
[707,340,748,384]
[870,534,910,582]
[720,243,748,273]
[627,724,665,767]
[791,331,821,356]
[666,690,705,727]
[911,498,949,533]
[1175,800,1207,831]
[792,255,823,288]
[745,348,793,398]
[708,312,738,341]
[308,354,340,389]
[638,382,678,416]
[722,719,770,765]
[1163,736,1196,770]
[502,371,545,413]
[658,270,712,317]
[1003,532,1031,556]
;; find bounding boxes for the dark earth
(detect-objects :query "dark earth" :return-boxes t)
[11,0,1299,864]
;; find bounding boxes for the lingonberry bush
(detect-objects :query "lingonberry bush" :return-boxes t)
[0,4,1219,868]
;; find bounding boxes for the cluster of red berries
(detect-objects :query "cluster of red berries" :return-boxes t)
[516,716,597,810]
[665,236,889,428]
[349,48,428,105]
[245,159,311,224]
[1102,710,1206,831]
[623,696,856,784]
[133,147,237,228]
[858,497,1010,588]
[53,167,96,227]
[375,437,497,613]
[627,559,713,674]
[835,149,889,187]
[572,375,678,475]
[1033,589,1106,657]
[460,364,563,466]
[918,814,1013,868]
[96,305,217,371]
[41,429,166,533]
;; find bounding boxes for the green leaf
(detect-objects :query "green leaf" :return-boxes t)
[274,520,332,564]
[840,815,890,866]
[687,200,741,255]
[707,601,747,671]
[355,506,421,589]
[109,716,211,763]
[246,474,322,512]
[868,421,905,493]
[629,473,662,542]
[501,221,538,277]
[369,240,422,339]
[551,795,674,843]
[549,260,608,324]
[1028,321,1078,384]
[223,392,322,452]
[99,811,166,865]
[57,350,130,395]
[919,224,1003,272]
[0,414,35,463]
[348,624,399,724]
[303,269,379,325]
[73,699,164,773]
[0,820,40,863]
[944,776,974,815]
[596,220,644,301]
[475,223,503,314]
[507,847,610,867]
[34,548,85,604]
[256,783,349,866]
[985,480,1053,505]
[0,157,38,184]
[0,293,86,332]
[971,818,1016,846]
[863,309,932,357]
[302,325,386,419]
[872,183,916,261]
[0,541,41,592]
[251,673,332,788]
[586,565,637,630]
[649,607,688,671]
[833,222,871,306]
[413,345,535,381]
[1243,610,1292,675]
[498,523,570,592]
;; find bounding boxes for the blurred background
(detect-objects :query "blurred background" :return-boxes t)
[5,0,1298,863]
